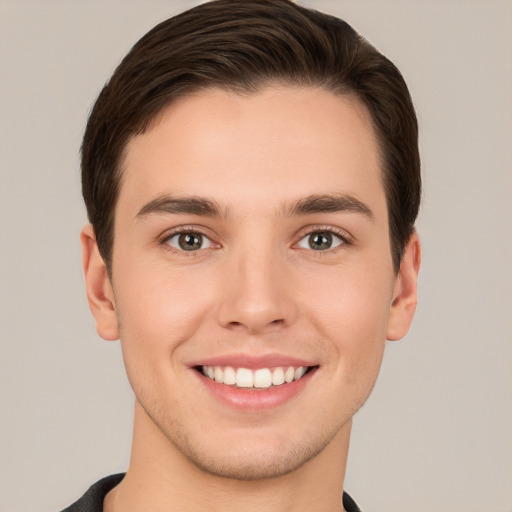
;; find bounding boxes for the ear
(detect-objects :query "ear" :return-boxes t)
[80,224,119,341]
[386,231,421,341]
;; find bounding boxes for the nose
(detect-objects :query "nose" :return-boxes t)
[216,247,297,334]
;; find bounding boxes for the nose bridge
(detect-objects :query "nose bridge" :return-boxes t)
[218,236,294,333]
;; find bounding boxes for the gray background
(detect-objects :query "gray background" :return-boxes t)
[1,1,511,511]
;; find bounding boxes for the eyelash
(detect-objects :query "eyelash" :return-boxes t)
[158,225,352,256]
[159,227,215,256]
[294,225,352,254]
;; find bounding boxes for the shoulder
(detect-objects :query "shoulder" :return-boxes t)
[343,490,363,512]
[60,474,125,512]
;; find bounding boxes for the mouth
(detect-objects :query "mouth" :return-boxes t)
[190,354,319,411]
[196,364,316,389]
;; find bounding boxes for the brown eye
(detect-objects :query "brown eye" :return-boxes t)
[178,233,203,251]
[166,232,212,252]
[298,231,344,251]
[309,232,332,250]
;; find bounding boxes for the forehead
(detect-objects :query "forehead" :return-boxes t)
[119,85,386,221]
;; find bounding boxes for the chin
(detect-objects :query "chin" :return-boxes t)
[145,405,344,482]
[173,436,329,481]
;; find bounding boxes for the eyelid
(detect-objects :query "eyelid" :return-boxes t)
[159,225,220,254]
[293,225,353,249]
[157,224,353,255]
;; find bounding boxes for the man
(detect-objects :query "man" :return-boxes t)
[66,0,421,510]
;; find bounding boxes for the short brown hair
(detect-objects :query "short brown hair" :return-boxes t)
[81,0,420,273]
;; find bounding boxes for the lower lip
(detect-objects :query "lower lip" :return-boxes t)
[195,368,317,412]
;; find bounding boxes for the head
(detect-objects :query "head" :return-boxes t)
[80,0,421,483]
[81,0,420,276]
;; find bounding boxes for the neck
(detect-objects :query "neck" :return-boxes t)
[106,401,351,512]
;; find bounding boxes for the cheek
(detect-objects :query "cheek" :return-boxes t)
[309,260,393,333]
[306,262,393,379]
[113,266,219,409]
[113,260,218,361]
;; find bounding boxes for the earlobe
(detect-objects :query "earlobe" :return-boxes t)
[386,231,421,341]
[80,224,120,341]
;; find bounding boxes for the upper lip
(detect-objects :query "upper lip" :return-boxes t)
[188,353,318,369]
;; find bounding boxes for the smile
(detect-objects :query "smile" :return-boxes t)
[200,365,310,389]
[192,355,318,411]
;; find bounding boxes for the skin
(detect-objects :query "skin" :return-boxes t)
[81,85,421,512]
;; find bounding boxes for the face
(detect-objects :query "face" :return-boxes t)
[83,85,419,480]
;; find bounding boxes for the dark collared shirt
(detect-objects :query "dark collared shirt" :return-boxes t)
[61,473,362,512]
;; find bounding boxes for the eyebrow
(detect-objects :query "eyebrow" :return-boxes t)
[136,193,373,221]
[136,195,225,219]
[284,193,374,220]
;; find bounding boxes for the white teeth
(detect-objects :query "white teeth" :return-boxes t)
[253,368,272,388]
[284,366,295,383]
[214,366,224,383]
[272,367,285,386]
[294,366,306,380]
[236,368,254,388]
[201,364,311,388]
[223,366,236,385]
